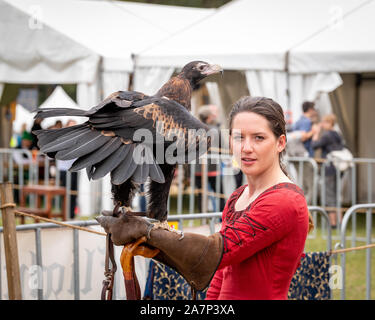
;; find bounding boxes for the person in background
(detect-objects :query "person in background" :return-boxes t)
[30,118,43,150]
[291,102,318,204]
[312,114,344,228]
[12,129,34,203]
[195,104,225,212]
[56,119,79,219]
[48,120,63,130]
[21,130,33,150]
[292,101,317,157]
[10,123,27,148]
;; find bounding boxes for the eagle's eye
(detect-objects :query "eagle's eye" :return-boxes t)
[198,65,205,71]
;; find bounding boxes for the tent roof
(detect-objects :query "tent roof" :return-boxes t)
[39,86,86,128]
[290,0,375,73]
[137,0,369,71]
[0,0,99,84]
[1,0,214,83]
[13,86,87,133]
[39,86,80,109]
[13,104,35,133]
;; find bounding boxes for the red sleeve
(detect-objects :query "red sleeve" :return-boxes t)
[218,190,299,269]
[205,268,223,300]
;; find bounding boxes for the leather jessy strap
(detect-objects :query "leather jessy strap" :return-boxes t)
[101,234,117,300]
[101,206,196,301]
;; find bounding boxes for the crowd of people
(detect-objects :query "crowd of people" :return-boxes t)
[287,101,349,228]
[195,100,350,228]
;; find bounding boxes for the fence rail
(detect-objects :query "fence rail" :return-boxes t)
[0,205,335,300]
[338,203,375,300]
[1,149,374,216]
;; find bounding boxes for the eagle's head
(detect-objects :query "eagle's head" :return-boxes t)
[180,61,223,88]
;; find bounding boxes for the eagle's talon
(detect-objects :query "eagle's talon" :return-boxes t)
[121,206,133,215]
[152,221,184,238]
[112,202,123,217]
[178,230,185,240]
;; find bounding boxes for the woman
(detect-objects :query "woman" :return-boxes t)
[97,96,312,300]
[205,96,311,299]
[312,114,345,228]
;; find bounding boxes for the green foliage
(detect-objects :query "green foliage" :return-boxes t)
[119,0,231,8]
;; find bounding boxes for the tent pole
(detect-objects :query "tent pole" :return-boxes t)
[285,50,292,127]
[354,74,362,156]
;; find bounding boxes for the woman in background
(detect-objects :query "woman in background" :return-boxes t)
[312,114,345,228]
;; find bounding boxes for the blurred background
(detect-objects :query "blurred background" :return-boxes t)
[1,0,375,300]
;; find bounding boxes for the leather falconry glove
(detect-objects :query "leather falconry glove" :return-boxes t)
[96,212,223,291]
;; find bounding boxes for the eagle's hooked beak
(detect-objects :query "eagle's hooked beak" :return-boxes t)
[202,64,223,76]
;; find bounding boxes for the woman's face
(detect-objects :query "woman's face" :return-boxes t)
[230,112,286,178]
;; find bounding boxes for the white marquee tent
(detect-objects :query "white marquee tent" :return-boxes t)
[289,0,375,73]
[134,0,375,202]
[0,0,214,102]
[289,0,375,202]
[0,0,214,215]
[135,0,373,124]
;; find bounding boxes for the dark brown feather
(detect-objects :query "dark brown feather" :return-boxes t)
[155,76,192,110]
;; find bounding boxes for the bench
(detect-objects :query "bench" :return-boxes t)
[17,185,67,223]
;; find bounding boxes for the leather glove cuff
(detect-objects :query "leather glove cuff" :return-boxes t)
[147,229,223,291]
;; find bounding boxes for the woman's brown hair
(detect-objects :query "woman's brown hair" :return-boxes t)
[228,96,314,232]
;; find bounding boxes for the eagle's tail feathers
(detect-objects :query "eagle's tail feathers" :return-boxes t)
[132,163,149,184]
[35,108,88,119]
[70,138,122,172]
[91,144,131,180]
[55,132,111,161]
[35,124,87,147]
[40,126,94,154]
[110,145,137,185]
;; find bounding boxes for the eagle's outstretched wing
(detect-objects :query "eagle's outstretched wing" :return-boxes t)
[34,91,210,186]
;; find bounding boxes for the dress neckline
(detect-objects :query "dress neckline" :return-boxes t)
[232,182,300,213]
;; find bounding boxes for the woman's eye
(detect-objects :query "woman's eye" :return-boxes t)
[255,136,264,141]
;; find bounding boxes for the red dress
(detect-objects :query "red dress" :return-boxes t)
[206,182,309,300]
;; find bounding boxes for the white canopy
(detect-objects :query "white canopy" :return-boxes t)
[0,0,214,84]
[39,86,86,128]
[137,0,367,71]
[13,104,35,134]
[0,0,99,84]
[12,86,84,133]
[290,0,375,73]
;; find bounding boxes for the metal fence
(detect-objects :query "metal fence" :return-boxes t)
[1,148,373,208]
[0,206,333,300]
[1,148,374,242]
[0,148,74,219]
[337,203,375,300]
